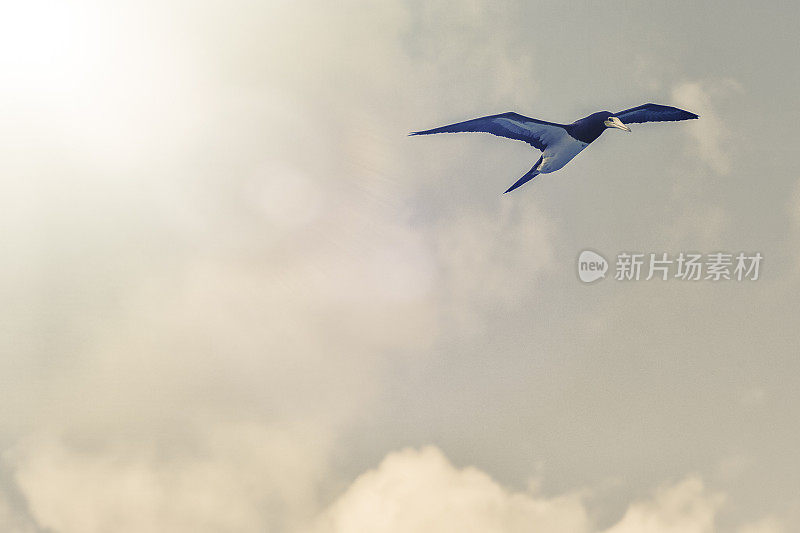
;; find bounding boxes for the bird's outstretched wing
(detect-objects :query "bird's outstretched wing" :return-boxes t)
[615,103,698,124]
[410,112,567,152]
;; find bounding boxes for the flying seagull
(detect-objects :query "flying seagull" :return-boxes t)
[410,103,698,193]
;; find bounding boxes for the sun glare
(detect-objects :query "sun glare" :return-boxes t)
[0,2,100,95]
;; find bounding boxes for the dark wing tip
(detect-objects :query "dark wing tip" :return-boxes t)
[672,106,699,120]
[409,128,441,136]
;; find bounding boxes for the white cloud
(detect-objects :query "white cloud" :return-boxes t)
[314,446,590,533]
[603,477,722,533]
[671,80,740,176]
[315,446,773,533]
[9,442,787,533]
[8,423,329,533]
[737,517,786,533]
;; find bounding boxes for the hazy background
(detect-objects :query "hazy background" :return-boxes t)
[1,1,799,531]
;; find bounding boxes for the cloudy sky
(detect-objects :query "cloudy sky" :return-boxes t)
[1,1,799,531]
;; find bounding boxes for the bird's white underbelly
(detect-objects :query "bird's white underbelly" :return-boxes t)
[537,138,588,173]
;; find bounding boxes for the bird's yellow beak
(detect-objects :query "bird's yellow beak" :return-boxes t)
[604,116,631,132]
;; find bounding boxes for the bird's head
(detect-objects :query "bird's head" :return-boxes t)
[603,114,631,132]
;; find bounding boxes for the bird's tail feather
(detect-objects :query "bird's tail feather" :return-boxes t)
[504,157,542,194]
